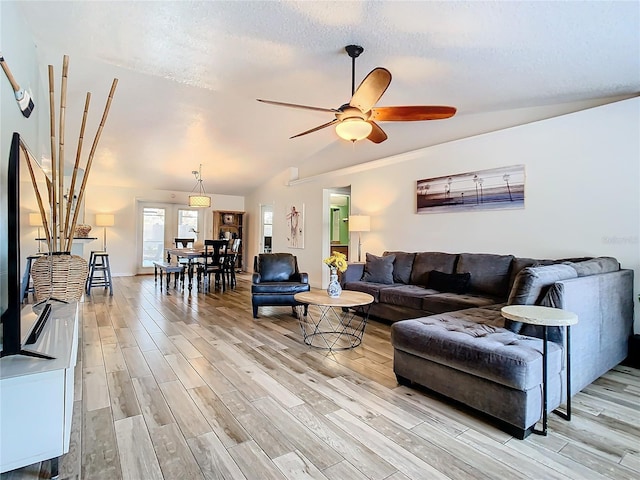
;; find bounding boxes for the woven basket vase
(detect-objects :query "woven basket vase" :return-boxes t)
[31,254,89,302]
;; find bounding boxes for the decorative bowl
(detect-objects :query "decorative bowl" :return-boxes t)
[74,224,92,238]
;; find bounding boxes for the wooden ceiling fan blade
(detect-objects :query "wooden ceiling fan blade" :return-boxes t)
[290,119,338,139]
[349,68,392,113]
[257,99,338,113]
[370,106,457,121]
[367,121,387,144]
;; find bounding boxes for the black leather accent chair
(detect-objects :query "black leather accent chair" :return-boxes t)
[251,253,310,318]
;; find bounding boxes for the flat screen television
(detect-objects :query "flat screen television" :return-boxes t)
[0,132,52,359]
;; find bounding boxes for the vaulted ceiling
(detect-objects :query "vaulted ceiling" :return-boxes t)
[10,1,640,195]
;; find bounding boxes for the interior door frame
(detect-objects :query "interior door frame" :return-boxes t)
[322,186,351,287]
[259,203,274,254]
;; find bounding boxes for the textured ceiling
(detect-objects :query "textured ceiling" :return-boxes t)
[10,0,640,195]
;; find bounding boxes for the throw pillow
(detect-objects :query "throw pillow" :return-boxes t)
[362,253,395,284]
[508,257,556,291]
[383,251,416,284]
[427,270,471,294]
[505,264,578,333]
[507,264,578,306]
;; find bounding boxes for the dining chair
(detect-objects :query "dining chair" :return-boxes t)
[226,239,241,288]
[231,238,241,254]
[174,238,194,248]
[199,239,228,292]
[173,238,195,268]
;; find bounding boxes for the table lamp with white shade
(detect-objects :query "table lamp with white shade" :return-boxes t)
[95,213,115,251]
[348,214,370,262]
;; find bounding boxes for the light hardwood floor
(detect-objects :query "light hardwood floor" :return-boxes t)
[3,274,639,480]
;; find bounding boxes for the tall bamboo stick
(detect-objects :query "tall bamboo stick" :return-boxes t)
[68,78,118,251]
[63,92,91,250]
[21,142,51,247]
[44,176,54,252]
[58,55,68,247]
[48,65,58,251]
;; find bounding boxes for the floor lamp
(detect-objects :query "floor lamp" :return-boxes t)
[95,213,115,251]
[29,212,43,253]
[348,215,370,262]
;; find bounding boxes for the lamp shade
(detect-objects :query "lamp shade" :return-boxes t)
[189,164,211,207]
[335,118,372,142]
[348,215,370,232]
[95,213,115,227]
[29,212,43,226]
[189,195,211,207]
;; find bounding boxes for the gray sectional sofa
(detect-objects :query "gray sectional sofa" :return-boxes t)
[341,251,634,438]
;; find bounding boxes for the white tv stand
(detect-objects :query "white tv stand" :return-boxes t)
[0,302,79,478]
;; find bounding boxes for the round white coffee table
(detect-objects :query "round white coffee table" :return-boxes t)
[294,290,374,350]
[501,305,578,436]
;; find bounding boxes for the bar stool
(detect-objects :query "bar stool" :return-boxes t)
[86,251,113,295]
[21,254,44,302]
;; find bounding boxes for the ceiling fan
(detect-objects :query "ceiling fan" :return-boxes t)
[257,45,457,144]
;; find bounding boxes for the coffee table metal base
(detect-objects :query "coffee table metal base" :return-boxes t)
[296,304,371,350]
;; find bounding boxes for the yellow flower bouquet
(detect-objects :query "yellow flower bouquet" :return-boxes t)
[323,251,348,273]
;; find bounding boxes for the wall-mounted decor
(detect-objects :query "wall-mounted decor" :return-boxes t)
[417,165,525,214]
[286,204,304,248]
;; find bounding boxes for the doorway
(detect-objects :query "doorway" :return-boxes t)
[259,204,274,253]
[326,187,351,260]
[136,202,206,274]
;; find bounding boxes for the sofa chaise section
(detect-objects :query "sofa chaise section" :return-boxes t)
[391,308,565,437]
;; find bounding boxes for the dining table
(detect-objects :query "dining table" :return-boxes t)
[165,247,207,292]
[166,246,232,292]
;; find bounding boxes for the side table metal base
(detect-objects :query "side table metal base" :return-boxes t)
[501,305,577,437]
[531,324,572,437]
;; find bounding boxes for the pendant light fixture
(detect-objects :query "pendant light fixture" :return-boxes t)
[189,164,211,208]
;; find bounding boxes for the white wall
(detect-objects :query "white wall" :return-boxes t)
[245,98,640,333]
[0,3,46,160]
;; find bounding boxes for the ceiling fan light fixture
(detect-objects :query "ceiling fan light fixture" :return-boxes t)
[335,118,372,142]
[258,45,455,144]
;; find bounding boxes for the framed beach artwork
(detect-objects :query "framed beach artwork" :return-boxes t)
[286,204,305,248]
[417,165,525,214]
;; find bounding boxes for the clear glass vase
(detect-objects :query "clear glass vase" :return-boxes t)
[327,268,342,298]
